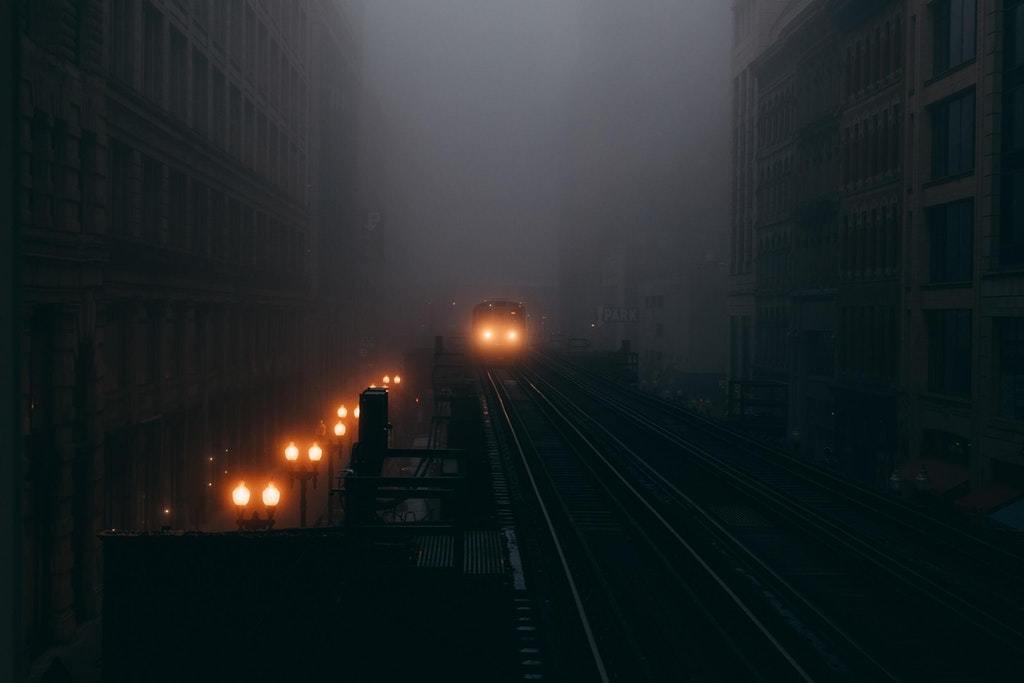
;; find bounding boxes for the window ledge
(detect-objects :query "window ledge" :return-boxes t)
[923,170,974,189]
[921,391,972,408]
[925,58,977,88]
[921,280,973,290]
[989,416,1024,432]
[983,266,1024,279]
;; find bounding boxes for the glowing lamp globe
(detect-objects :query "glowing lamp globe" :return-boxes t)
[337,405,348,419]
[383,375,391,385]
[285,442,300,462]
[261,483,281,508]
[393,375,402,384]
[354,406,360,419]
[334,421,346,437]
[232,482,251,507]
[308,443,323,462]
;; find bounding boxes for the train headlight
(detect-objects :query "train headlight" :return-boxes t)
[482,328,494,342]
[507,329,519,342]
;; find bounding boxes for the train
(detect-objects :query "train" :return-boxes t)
[471,299,527,360]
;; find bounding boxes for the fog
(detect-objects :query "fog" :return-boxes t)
[355,0,731,342]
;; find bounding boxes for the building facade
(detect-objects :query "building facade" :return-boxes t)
[903,0,1024,500]
[15,0,362,664]
[730,0,1024,499]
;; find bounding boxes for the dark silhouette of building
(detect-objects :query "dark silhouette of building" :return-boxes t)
[729,0,1024,500]
[14,0,362,667]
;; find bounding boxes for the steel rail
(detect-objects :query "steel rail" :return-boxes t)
[534,356,1024,662]
[502,369,825,681]
[518,367,897,682]
[484,370,610,683]
[538,351,1024,579]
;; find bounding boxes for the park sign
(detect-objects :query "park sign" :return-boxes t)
[598,306,638,323]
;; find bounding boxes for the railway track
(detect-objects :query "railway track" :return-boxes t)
[527,352,1024,679]
[483,367,894,681]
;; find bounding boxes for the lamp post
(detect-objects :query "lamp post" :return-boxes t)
[284,440,320,527]
[327,417,348,524]
[232,481,280,531]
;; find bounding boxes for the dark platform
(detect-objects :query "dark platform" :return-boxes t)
[101,527,513,682]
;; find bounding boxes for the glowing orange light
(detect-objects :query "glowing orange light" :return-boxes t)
[232,482,251,507]
[354,406,360,418]
[370,383,376,389]
[285,442,299,462]
[262,483,281,507]
[337,405,348,419]
[334,421,346,437]
[394,375,402,384]
[383,375,391,385]
[507,329,519,341]
[482,328,494,341]
[308,443,323,462]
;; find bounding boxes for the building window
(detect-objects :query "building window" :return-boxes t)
[111,0,134,83]
[109,142,130,236]
[1011,2,1024,69]
[933,0,976,75]
[169,28,187,120]
[230,86,242,158]
[922,428,971,464]
[191,182,207,255]
[928,199,973,282]
[1007,86,1024,154]
[192,50,208,136]
[141,156,162,242]
[104,307,129,393]
[212,69,226,148]
[1003,171,1024,265]
[926,309,972,397]
[1004,3,1024,266]
[931,90,975,178]
[997,318,1024,420]
[210,192,225,260]
[143,4,163,104]
[168,171,186,248]
[230,0,243,62]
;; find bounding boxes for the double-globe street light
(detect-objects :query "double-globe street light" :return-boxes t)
[284,440,321,527]
[327,407,351,524]
[231,481,281,531]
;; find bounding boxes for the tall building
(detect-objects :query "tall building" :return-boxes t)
[15,0,362,664]
[902,0,1024,502]
[731,0,908,479]
[832,0,905,483]
[730,0,1024,500]
[728,0,789,409]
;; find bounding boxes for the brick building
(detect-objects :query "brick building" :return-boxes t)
[729,0,1024,499]
[15,0,363,664]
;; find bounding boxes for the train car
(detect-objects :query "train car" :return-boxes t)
[472,299,527,360]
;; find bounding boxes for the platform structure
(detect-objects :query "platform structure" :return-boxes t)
[100,341,535,681]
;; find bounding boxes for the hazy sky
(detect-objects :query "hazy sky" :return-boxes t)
[357,0,731,302]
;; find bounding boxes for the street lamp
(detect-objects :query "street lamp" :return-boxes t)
[354,406,360,419]
[284,441,320,528]
[383,375,391,385]
[393,375,402,385]
[337,404,348,419]
[328,421,348,524]
[232,481,279,531]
